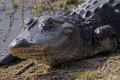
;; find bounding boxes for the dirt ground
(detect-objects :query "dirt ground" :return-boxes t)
[0,51,120,80]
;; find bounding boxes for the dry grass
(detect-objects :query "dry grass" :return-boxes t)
[0,51,120,80]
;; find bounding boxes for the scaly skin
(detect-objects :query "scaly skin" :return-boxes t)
[0,0,120,66]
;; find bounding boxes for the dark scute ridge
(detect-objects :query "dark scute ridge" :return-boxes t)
[80,10,86,15]
[86,5,90,9]
[100,3,112,10]
[114,3,120,10]
[94,7,101,13]
[84,11,92,18]
[107,0,115,4]
[93,0,98,5]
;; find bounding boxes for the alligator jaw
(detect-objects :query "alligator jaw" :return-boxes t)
[9,45,44,59]
[9,47,61,66]
[8,38,57,59]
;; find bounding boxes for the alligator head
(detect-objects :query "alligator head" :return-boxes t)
[8,12,86,66]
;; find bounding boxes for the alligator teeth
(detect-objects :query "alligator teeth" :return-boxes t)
[11,46,42,53]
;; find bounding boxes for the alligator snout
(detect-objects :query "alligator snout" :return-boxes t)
[9,38,30,48]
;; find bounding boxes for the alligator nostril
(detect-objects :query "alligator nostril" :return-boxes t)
[9,38,30,48]
[30,38,35,41]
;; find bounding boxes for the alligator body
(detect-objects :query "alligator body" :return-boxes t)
[0,0,120,66]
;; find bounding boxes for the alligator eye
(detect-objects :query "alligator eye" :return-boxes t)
[44,18,54,26]
[42,18,56,30]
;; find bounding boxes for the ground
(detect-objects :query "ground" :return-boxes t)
[0,51,120,80]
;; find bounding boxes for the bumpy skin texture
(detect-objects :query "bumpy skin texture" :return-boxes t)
[74,0,120,33]
[0,0,120,66]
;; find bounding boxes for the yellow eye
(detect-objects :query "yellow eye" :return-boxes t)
[41,17,56,30]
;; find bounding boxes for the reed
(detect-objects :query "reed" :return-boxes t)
[32,0,85,17]
[22,0,25,28]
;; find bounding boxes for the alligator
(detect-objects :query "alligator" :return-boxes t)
[0,0,120,66]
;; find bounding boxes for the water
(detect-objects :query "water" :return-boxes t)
[0,0,73,50]
[0,0,35,50]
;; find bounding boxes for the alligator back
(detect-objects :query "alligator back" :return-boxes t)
[73,0,120,48]
[74,0,120,34]
[75,0,120,18]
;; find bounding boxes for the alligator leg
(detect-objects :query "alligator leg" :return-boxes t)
[94,25,116,41]
[93,25,117,52]
[0,51,18,66]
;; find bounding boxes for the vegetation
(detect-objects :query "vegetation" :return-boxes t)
[0,0,86,27]
[30,0,86,17]
[75,70,96,80]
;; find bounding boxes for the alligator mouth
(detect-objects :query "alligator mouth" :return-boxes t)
[10,46,43,53]
[9,40,57,59]
[9,45,61,66]
[9,45,46,59]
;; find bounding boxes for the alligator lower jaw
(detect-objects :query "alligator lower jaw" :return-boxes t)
[9,48,61,66]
